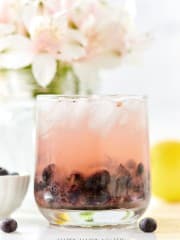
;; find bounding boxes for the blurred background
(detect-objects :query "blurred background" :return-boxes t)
[102,0,180,143]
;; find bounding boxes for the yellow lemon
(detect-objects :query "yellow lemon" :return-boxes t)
[151,141,180,202]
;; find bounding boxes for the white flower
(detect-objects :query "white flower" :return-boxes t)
[0,34,33,69]
[60,28,87,62]
[0,0,22,36]
[73,0,137,69]
[0,0,140,88]
[29,14,85,85]
[21,0,44,31]
[32,53,57,87]
[0,24,15,36]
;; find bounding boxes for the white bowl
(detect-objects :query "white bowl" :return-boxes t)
[0,175,30,218]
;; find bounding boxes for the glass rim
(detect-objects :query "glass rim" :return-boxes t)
[36,94,147,101]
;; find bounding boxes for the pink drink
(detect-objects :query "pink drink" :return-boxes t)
[35,95,150,227]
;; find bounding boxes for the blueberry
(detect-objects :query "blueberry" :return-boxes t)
[66,172,84,204]
[42,164,55,185]
[117,164,130,177]
[127,177,145,199]
[48,182,60,196]
[85,170,110,191]
[128,177,144,192]
[0,218,18,233]
[116,175,131,196]
[68,172,84,187]
[117,175,131,189]
[34,180,47,192]
[10,172,19,176]
[0,168,8,176]
[68,187,81,204]
[86,190,110,205]
[136,163,144,176]
[139,218,157,233]
[133,183,142,193]
[97,190,111,203]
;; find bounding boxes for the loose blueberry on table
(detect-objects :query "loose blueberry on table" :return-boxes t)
[139,218,157,233]
[35,160,148,210]
[0,219,18,233]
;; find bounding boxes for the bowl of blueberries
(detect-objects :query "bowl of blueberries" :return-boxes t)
[0,167,30,219]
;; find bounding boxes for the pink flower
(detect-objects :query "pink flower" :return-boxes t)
[72,1,136,64]
[30,16,63,56]
[0,1,12,24]
[0,0,27,36]
[72,0,138,83]
[30,14,85,86]
[0,0,139,88]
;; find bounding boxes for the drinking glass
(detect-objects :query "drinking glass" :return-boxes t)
[35,95,150,227]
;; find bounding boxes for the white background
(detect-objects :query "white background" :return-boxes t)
[102,0,180,143]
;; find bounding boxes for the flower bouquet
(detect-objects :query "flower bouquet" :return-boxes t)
[0,0,139,97]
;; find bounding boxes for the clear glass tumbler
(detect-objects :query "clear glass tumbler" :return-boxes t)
[35,95,150,227]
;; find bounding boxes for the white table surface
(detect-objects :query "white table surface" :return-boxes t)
[0,199,180,240]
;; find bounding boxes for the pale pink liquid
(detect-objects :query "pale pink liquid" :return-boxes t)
[35,96,150,210]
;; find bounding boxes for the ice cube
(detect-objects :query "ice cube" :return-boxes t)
[123,99,143,112]
[117,108,129,126]
[89,99,131,135]
[123,99,147,130]
[69,99,89,128]
[38,100,73,136]
[89,100,118,135]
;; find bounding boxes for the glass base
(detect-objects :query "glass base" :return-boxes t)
[39,207,145,228]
